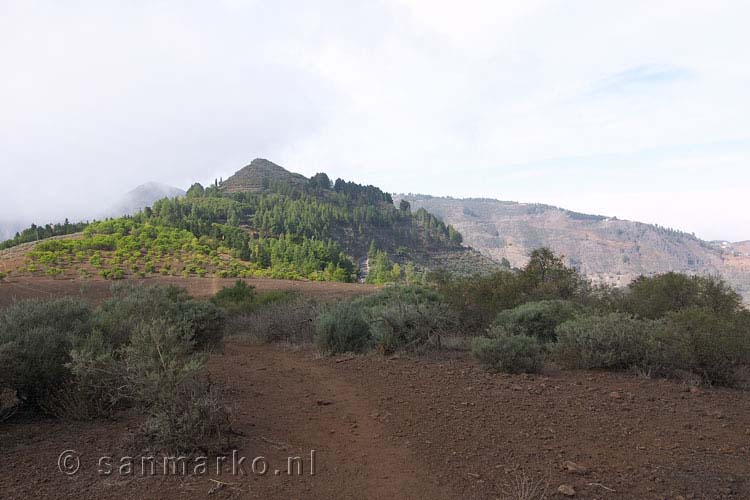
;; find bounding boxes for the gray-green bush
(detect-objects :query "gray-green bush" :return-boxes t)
[368,302,453,354]
[623,273,742,319]
[553,310,750,386]
[490,300,579,344]
[351,285,457,353]
[552,313,661,371]
[0,286,233,451]
[471,335,544,374]
[95,282,224,350]
[314,301,372,354]
[124,319,231,452]
[0,298,91,407]
[660,307,750,386]
[227,297,320,344]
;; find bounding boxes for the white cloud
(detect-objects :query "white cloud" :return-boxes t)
[0,0,748,240]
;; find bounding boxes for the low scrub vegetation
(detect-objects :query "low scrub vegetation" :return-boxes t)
[211,280,298,315]
[553,313,661,371]
[471,335,543,374]
[0,284,230,452]
[249,250,750,388]
[490,300,580,344]
[552,308,750,387]
[314,301,372,354]
[309,285,458,355]
[226,296,320,344]
[432,250,750,386]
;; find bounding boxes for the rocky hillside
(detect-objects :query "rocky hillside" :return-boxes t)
[397,194,750,301]
[219,158,308,194]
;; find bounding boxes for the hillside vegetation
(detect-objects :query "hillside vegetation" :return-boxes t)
[1,160,494,283]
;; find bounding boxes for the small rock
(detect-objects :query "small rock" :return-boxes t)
[689,386,701,394]
[557,484,576,496]
[609,391,622,399]
[562,460,588,475]
[316,400,333,406]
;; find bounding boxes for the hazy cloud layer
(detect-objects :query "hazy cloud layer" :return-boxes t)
[1,0,748,240]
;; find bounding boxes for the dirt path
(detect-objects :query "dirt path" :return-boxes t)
[2,341,750,499]
[0,342,456,500]
[205,342,455,500]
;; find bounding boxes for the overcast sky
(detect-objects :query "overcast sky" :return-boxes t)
[1,0,748,241]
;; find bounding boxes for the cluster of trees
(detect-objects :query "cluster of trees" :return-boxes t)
[365,241,420,284]
[0,219,88,250]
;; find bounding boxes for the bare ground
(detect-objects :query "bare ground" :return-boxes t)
[1,340,750,499]
[0,276,377,309]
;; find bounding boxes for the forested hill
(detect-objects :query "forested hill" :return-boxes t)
[208,158,497,281]
[0,160,496,283]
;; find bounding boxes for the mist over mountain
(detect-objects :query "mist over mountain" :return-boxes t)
[101,182,186,219]
[0,221,24,242]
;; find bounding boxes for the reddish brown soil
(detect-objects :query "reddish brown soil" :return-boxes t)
[0,276,377,309]
[2,341,750,500]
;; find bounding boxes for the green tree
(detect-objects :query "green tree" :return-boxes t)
[519,248,582,300]
[186,183,205,198]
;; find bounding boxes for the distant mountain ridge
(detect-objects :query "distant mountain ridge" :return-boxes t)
[103,181,186,218]
[397,194,750,301]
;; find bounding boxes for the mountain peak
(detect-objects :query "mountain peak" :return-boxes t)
[220,158,308,194]
[104,182,185,218]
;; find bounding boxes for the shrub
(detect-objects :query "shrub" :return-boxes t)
[553,313,662,371]
[350,285,457,353]
[314,301,371,354]
[211,280,256,309]
[354,284,442,309]
[368,302,454,354]
[623,273,742,319]
[0,271,7,281]
[142,375,231,453]
[227,297,320,344]
[0,325,73,407]
[211,280,298,316]
[432,270,523,334]
[490,300,579,344]
[471,335,544,374]
[124,319,203,405]
[661,307,750,386]
[94,283,224,350]
[43,333,125,420]
[0,292,233,448]
[179,300,225,352]
[124,319,230,452]
[518,248,586,302]
[0,298,92,407]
